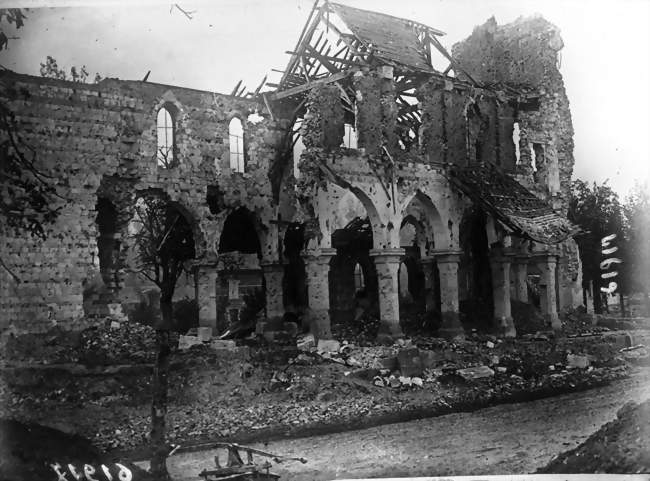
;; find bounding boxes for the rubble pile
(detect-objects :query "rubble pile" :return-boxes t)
[539,399,650,473]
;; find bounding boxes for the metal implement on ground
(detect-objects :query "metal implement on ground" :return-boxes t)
[198,443,307,481]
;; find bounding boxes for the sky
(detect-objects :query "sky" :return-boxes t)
[1,0,649,197]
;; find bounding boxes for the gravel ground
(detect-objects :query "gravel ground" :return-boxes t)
[162,369,650,480]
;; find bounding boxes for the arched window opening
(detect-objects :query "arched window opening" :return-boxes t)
[157,107,175,168]
[342,123,358,149]
[512,121,521,164]
[229,117,245,173]
[353,262,365,291]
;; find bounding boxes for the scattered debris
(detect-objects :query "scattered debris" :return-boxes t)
[457,365,495,380]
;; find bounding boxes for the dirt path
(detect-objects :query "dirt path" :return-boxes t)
[163,369,650,480]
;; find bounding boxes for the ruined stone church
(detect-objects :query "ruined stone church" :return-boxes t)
[0,2,582,341]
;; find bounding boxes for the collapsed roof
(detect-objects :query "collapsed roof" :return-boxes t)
[447,164,579,244]
[270,2,576,245]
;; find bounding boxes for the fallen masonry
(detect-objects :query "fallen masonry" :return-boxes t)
[1,3,585,344]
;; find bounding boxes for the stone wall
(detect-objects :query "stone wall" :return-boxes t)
[0,72,288,333]
[452,15,574,212]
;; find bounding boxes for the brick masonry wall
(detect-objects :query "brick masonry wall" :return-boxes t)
[0,72,288,333]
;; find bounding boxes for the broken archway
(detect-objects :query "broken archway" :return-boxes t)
[216,207,263,334]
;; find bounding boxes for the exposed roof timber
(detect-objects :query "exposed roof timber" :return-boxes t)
[278,1,323,91]
[328,2,446,37]
[429,34,480,87]
[270,70,354,101]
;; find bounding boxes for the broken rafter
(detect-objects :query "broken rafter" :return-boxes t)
[230,80,243,96]
[270,70,354,100]
[253,75,267,96]
[429,35,481,87]
[279,3,323,90]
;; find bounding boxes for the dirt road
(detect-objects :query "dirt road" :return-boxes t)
[164,370,650,480]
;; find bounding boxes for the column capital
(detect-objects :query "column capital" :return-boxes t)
[302,247,337,265]
[369,248,405,264]
[430,249,463,263]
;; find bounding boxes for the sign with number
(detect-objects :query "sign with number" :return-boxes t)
[600,234,622,294]
[51,463,134,481]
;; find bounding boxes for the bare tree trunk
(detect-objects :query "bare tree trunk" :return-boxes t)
[150,300,173,479]
[619,292,626,317]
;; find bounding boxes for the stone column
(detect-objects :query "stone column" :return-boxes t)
[370,248,405,339]
[420,256,437,313]
[432,250,464,341]
[303,248,336,340]
[195,264,218,330]
[537,254,561,329]
[260,262,285,323]
[490,253,516,337]
[513,256,529,303]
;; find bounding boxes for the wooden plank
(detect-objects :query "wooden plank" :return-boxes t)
[270,70,353,100]
[429,35,481,87]
[279,0,321,89]
[230,80,242,96]
[262,93,276,121]
[253,75,267,95]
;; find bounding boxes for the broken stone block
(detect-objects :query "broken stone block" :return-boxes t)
[109,320,121,330]
[457,365,495,380]
[411,377,423,387]
[345,356,363,368]
[496,366,507,373]
[397,347,423,377]
[210,339,236,351]
[566,353,590,369]
[317,339,341,354]
[350,368,380,381]
[197,327,212,342]
[372,356,398,371]
[486,341,495,348]
[178,335,202,350]
[297,333,315,351]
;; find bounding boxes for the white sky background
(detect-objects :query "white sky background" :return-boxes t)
[1,0,648,197]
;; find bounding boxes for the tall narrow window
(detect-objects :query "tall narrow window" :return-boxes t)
[157,107,175,168]
[512,121,521,165]
[229,117,245,173]
[342,123,358,149]
[354,262,365,291]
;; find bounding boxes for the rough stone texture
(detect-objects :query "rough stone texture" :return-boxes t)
[1,10,586,340]
[452,16,574,213]
[370,249,404,337]
[0,72,286,333]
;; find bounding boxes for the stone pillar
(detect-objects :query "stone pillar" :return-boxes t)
[513,256,529,302]
[490,253,516,337]
[370,248,405,339]
[196,264,218,330]
[537,254,561,329]
[261,262,285,323]
[303,248,336,340]
[420,256,437,313]
[433,250,464,341]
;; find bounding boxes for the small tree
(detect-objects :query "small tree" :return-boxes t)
[1,9,62,280]
[40,55,102,83]
[130,192,195,479]
[568,179,625,313]
[623,182,650,309]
